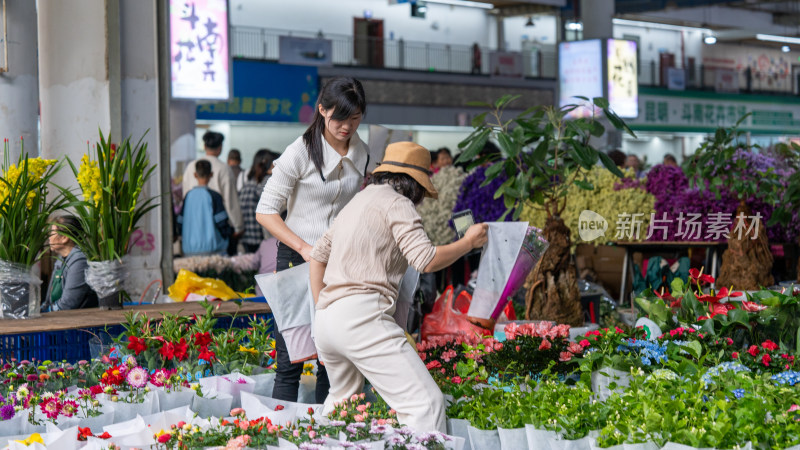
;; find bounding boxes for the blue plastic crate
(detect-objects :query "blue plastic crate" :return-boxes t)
[0,313,274,364]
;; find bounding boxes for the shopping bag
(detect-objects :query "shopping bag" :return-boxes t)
[167,269,243,301]
[420,286,490,341]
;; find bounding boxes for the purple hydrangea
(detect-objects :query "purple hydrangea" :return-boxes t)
[0,404,15,421]
[452,165,511,223]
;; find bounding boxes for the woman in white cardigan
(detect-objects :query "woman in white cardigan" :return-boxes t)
[255,76,369,403]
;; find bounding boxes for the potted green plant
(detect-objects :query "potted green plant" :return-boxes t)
[61,131,158,309]
[0,138,68,318]
[456,96,633,326]
[767,141,800,283]
[683,116,783,290]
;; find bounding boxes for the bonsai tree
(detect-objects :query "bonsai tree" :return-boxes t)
[684,116,783,290]
[456,96,633,326]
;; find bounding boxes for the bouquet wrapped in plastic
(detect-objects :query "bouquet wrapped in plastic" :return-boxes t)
[468,224,549,328]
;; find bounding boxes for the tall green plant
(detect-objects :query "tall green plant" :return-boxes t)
[0,139,68,266]
[455,96,634,220]
[61,131,158,261]
[683,115,783,205]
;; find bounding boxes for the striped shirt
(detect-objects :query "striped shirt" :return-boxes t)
[256,133,369,247]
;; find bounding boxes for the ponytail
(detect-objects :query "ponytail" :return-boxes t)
[302,77,367,181]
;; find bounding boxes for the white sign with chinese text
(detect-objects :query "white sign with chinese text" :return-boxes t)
[170,0,230,100]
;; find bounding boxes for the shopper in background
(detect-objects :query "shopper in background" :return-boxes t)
[256,76,369,403]
[177,160,234,256]
[663,154,678,167]
[431,147,453,173]
[227,149,247,192]
[310,142,488,433]
[626,153,644,178]
[182,131,243,256]
[607,149,626,168]
[43,215,98,312]
[239,149,277,254]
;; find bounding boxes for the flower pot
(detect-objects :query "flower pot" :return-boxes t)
[498,427,527,450]
[590,368,631,401]
[467,425,500,450]
[0,279,41,319]
[98,290,124,310]
[524,425,558,450]
[447,418,472,450]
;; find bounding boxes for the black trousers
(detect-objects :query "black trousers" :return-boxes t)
[271,242,330,403]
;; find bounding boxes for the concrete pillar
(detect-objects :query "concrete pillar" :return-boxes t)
[496,16,506,51]
[0,0,39,160]
[37,0,122,189]
[120,0,163,300]
[580,0,614,40]
[170,100,197,179]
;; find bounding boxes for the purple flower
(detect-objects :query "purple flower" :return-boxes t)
[0,404,14,420]
[453,165,511,223]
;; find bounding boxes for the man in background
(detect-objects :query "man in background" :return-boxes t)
[177,160,233,255]
[182,131,243,255]
[228,149,247,191]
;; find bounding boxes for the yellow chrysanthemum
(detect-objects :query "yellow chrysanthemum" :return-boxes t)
[520,167,656,246]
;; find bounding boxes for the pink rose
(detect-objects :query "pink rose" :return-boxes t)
[356,404,367,412]
[559,352,572,362]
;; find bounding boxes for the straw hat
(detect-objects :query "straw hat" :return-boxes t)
[373,142,439,199]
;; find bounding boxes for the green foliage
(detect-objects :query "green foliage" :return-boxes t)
[456,96,635,220]
[61,130,158,262]
[684,115,783,205]
[0,142,69,266]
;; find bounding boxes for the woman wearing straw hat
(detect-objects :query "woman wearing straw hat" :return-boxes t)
[309,142,488,433]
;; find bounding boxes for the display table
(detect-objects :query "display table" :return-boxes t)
[0,301,272,363]
[613,241,726,305]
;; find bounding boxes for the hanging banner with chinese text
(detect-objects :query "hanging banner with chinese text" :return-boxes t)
[170,0,231,100]
[196,60,318,123]
[629,88,800,134]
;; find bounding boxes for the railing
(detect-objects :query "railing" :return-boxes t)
[231,26,558,78]
[638,59,795,94]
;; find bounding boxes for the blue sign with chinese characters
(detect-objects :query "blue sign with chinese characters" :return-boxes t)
[197,60,318,122]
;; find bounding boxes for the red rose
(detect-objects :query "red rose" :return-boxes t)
[732,352,739,359]
[748,345,759,357]
[579,339,591,348]
[762,354,772,366]
[157,433,171,443]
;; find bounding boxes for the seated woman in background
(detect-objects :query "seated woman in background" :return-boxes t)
[43,215,98,312]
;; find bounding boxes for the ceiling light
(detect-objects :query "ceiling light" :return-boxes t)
[566,21,583,31]
[756,34,800,45]
[704,34,717,44]
[782,45,791,52]
[423,0,494,9]
[525,16,534,27]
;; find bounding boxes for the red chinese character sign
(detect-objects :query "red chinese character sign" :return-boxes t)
[170,0,231,100]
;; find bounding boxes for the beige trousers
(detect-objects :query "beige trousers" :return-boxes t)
[314,292,446,433]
